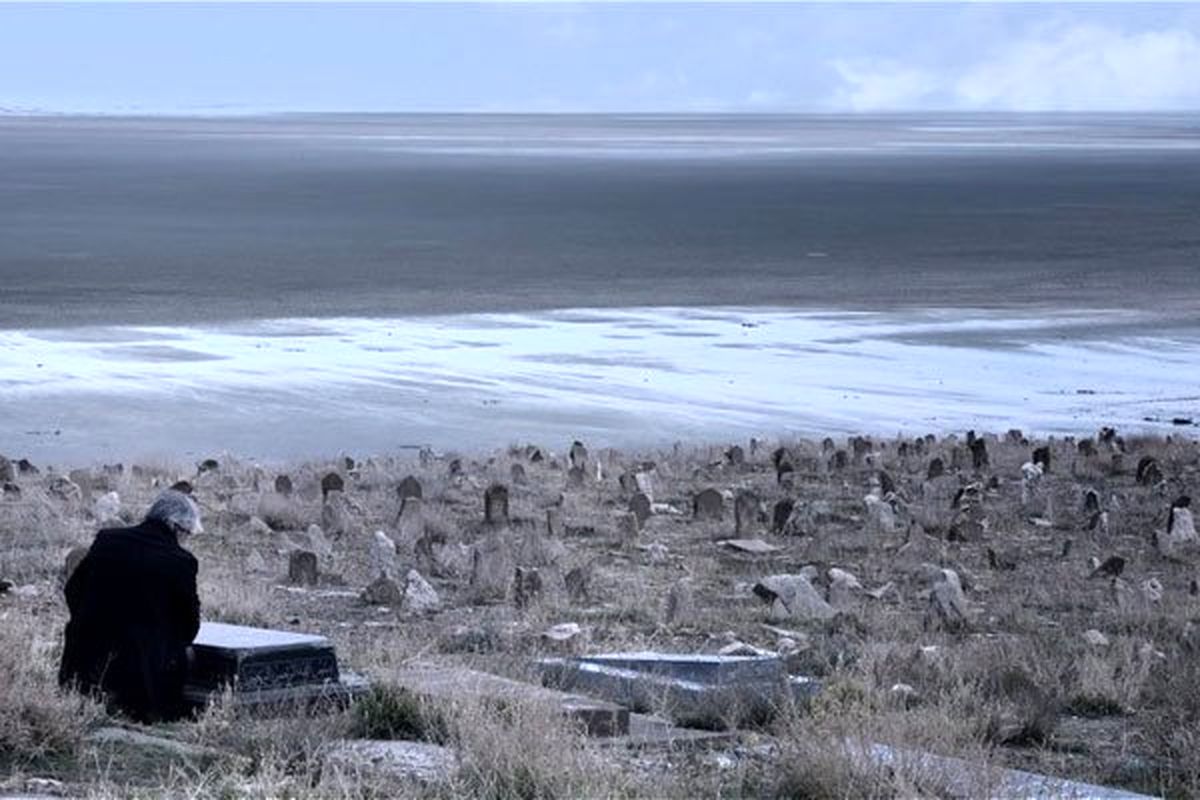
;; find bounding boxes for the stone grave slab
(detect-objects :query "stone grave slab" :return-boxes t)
[538,652,819,729]
[392,663,629,737]
[184,621,367,713]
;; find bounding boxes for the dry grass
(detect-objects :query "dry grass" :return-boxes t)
[1,430,1198,797]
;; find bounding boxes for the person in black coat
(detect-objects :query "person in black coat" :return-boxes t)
[59,489,203,723]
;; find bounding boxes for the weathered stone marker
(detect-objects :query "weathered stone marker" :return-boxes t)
[274,474,293,496]
[321,472,345,499]
[484,483,509,526]
[734,490,759,536]
[569,440,588,470]
[692,488,724,521]
[288,550,319,586]
[184,621,365,713]
[397,475,423,503]
[628,492,652,527]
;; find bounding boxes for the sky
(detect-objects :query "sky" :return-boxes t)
[2,3,1199,114]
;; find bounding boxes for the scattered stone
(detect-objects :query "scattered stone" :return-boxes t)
[470,533,514,602]
[753,574,835,622]
[93,491,121,523]
[734,490,759,536]
[773,446,795,485]
[1083,629,1110,648]
[403,569,440,614]
[693,488,724,521]
[827,568,862,608]
[321,472,345,499]
[48,476,82,503]
[484,483,509,526]
[1090,556,1126,579]
[361,574,403,607]
[864,494,896,534]
[864,581,899,603]
[288,550,320,586]
[719,538,781,556]
[542,622,588,653]
[324,740,457,787]
[274,474,293,496]
[878,470,896,496]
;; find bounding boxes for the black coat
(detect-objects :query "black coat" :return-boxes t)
[59,519,200,723]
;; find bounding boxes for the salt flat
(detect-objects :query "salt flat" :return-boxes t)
[2,306,1195,464]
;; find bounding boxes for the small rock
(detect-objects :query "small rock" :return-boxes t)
[542,622,587,653]
[246,550,267,573]
[1083,629,1110,648]
[753,574,835,622]
[926,569,970,632]
[1141,577,1164,604]
[361,574,403,607]
[719,538,780,556]
[324,740,457,787]
[93,491,121,523]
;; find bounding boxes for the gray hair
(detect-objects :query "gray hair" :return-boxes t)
[145,490,204,536]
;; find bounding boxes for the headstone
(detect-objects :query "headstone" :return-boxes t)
[864,494,896,534]
[184,621,365,712]
[830,450,849,471]
[448,458,463,477]
[634,470,655,501]
[48,476,83,503]
[1078,439,1097,457]
[692,488,724,521]
[725,446,745,466]
[926,458,945,481]
[628,492,652,527]
[969,438,989,470]
[734,490,759,536]
[509,463,527,485]
[484,484,509,526]
[564,564,591,605]
[545,507,563,538]
[306,524,333,558]
[1167,497,1196,545]
[274,474,293,496]
[926,569,970,632]
[321,472,345,499]
[949,482,988,541]
[321,493,357,539]
[828,568,862,609]
[2,482,20,500]
[664,579,697,627]
[395,497,424,550]
[198,458,220,474]
[17,458,38,475]
[753,574,835,622]
[878,470,896,497]
[1032,446,1051,473]
[397,475,423,503]
[370,530,397,576]
[513,566,544,609]
[1082,489,1101,515]
[403,569,441,614]
[772,499,794,535]
[470,533,513,602]
[616,512,640,548]
[170,480,194,495]
[0,457,13,483]
[1136,457,1163,486]
[566,466,586,488]
[288,550,319,586]
[569,440,588,470]
[618,471,638,493]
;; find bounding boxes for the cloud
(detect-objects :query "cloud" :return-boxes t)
[830,59,939,111]
[830,23,1200,111]
[956,24,1200,111]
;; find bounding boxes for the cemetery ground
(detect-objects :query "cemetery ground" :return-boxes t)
[0,430,1198,799]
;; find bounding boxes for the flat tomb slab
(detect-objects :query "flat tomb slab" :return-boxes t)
[574,651,785,684]
[185,621,365,712]
[394,663,629,737]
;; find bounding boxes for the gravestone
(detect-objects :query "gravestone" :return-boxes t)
[183,621,365,713]
[397,475,423,503]
[513,566,544,609]
[470,533,513,602]
[0,457,13,483]
[484,484,509,526]
[1032,446,1051,473]
[18,458,38,475]
[288,550,319,586]
[1136,457,1162,486]
[692,489,724,521]
[395,496,424,550]
[772,499,794,535]
[926,458,945,481]
[566,466,586,488]
[969,438,989,470]
[628,493,652,527]
[321,472,345,499]
[538,651,818,729]
[618,471,638,494]
[734,491,759,536]
[564,564,591,605]
[830,450,849,471]
[725,445,745,466]
[545,506,563,538]
[509,463,527,485]
[274,474,293,496]
[569,440,588,470]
